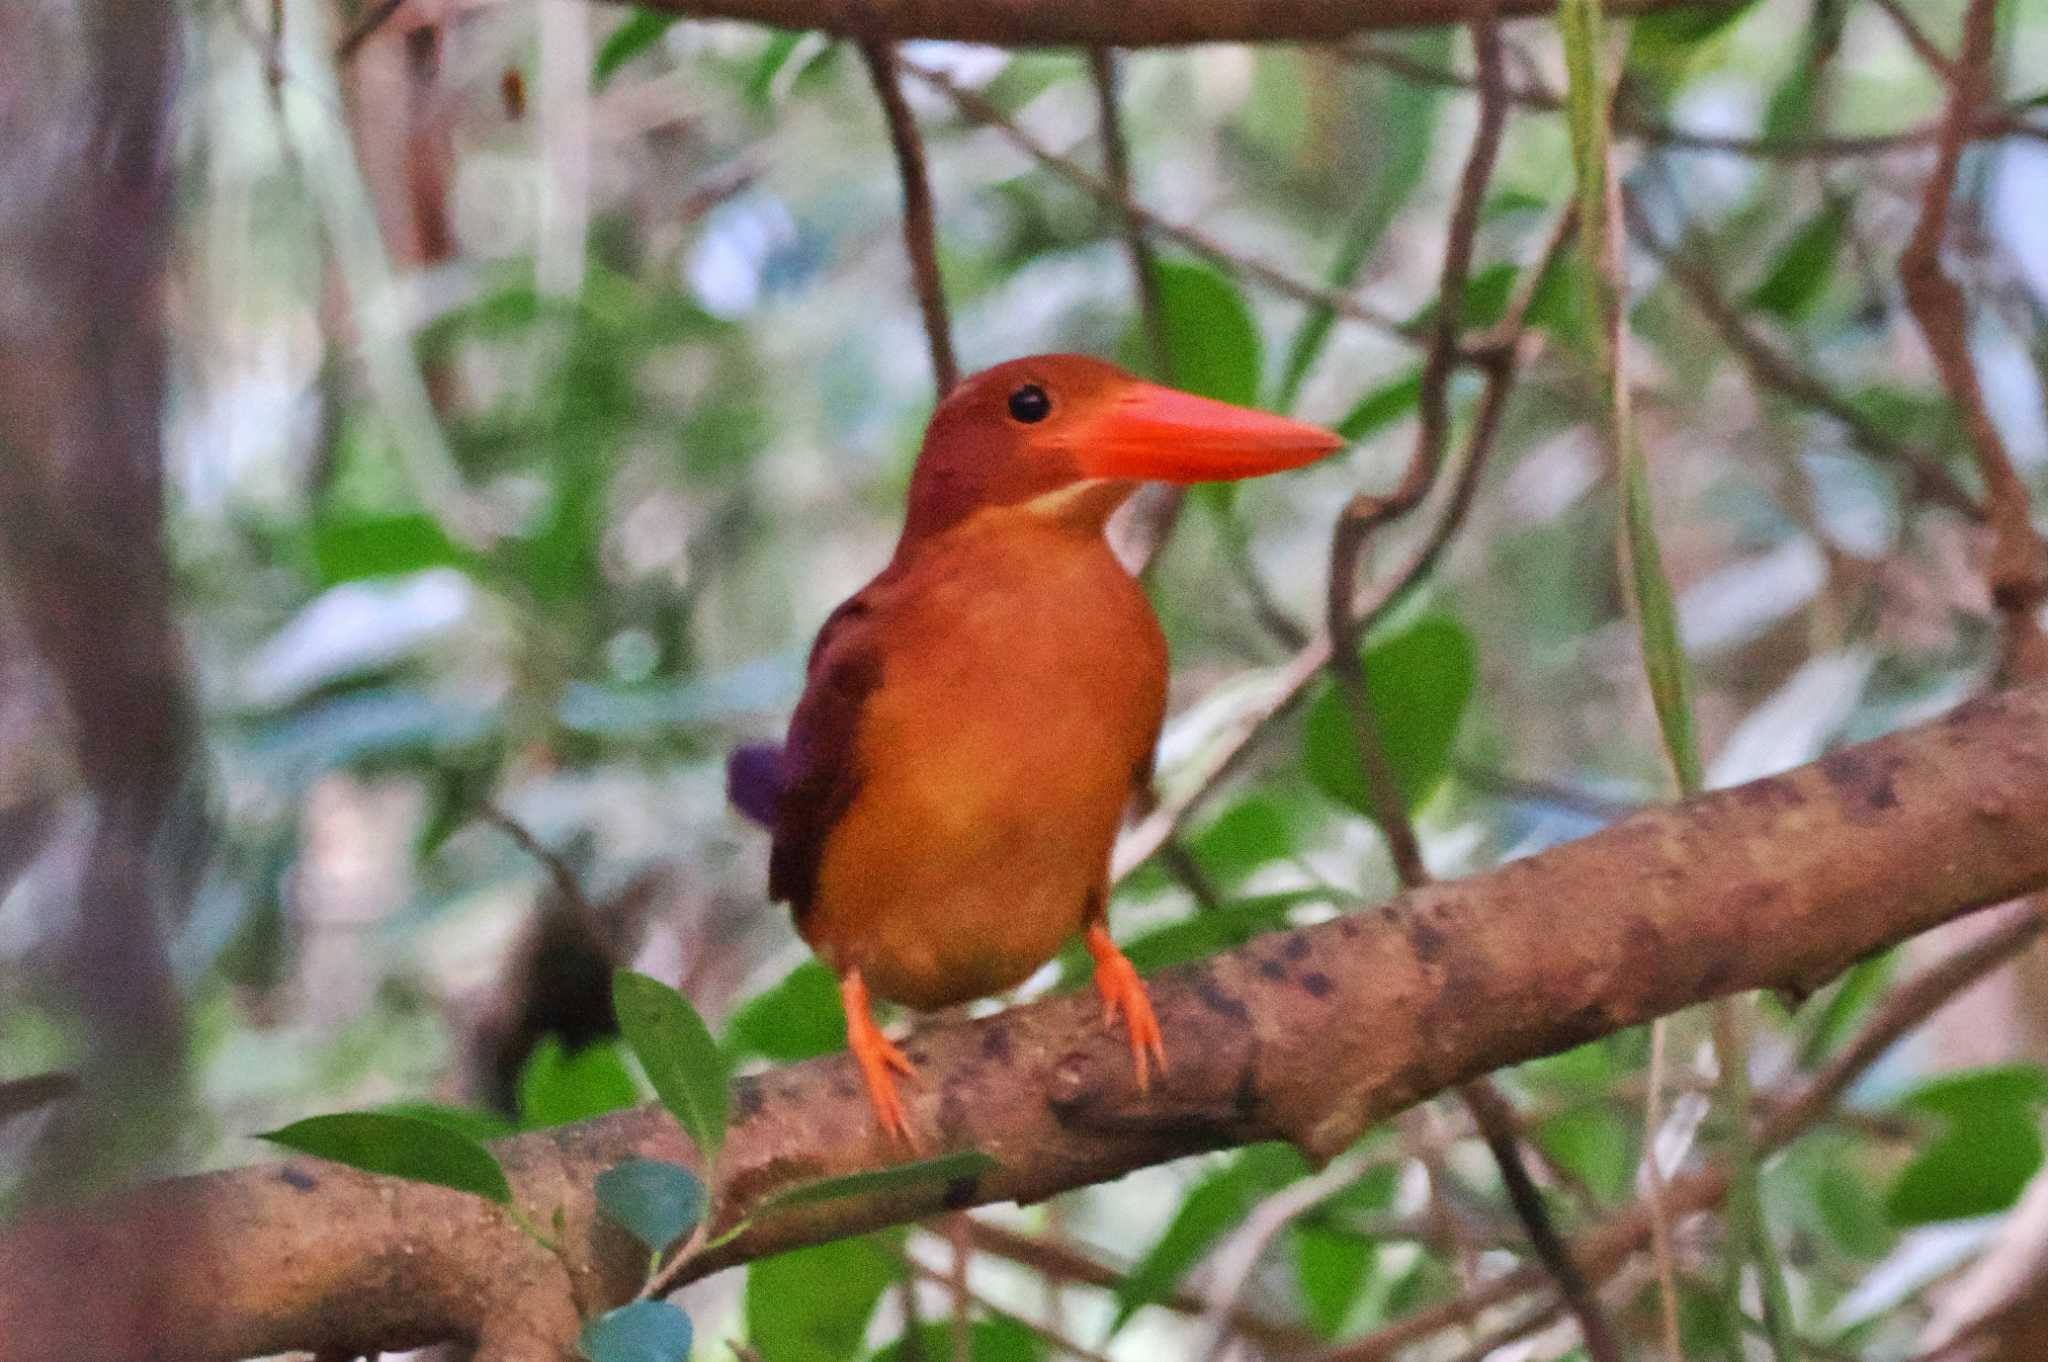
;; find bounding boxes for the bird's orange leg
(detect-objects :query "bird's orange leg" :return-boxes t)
[1085,922,1167,1091]
[839,968,917,1143]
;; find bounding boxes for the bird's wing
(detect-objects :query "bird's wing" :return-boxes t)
[767,593,885,920]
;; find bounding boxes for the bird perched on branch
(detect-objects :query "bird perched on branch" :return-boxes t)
[729,355,1342,1140]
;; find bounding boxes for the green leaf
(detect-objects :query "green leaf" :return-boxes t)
[594,10,676,86]
[1127,258,1261,406]
[1301,614,1478,818]
[578,1300,694,1362]
[1186,793,1302,887]
[724,961,846,1064]
[758,1150,996,1215]
[518,1038,641,1129]
[1113,1168,1257,1331]
[1811,1157,1894,1258]
[1336,372,1421,443]
[1748,197,1850,320]
[1888,1111,2043,1225]
[311,512,475,585]
[260,1112,511,1204]
[1109,1144,1304,1334]
[872,1320,1042,1362]
[1295,1225,1374,1337]
[596,1159,707,1253]
[1886,1066,2048,1224]
[1904,1064,2048,1117]
[748,1232,899,1362]
[1118,891,1328,975]
[1534,1103,1635,1202]
[1797,951,1896,1066]
[377,1101,516,1144]
[613,971,731,1164]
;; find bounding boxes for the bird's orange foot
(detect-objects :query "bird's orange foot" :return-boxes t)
[840,968,918,1144]
[1085,922,1167,1091]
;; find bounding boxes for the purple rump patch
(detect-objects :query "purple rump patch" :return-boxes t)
[726,742,785,828]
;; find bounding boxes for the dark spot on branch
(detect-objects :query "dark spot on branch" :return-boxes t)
[1408,914,1447,965]
[1338,918,1361,938]
[1282,933,1313,962]
[979,1026,1013,1064]
[1725,775,1806,813]
[278,1166,317,1192]
[1258,959,1288,980]
[1820,747,1903,820]
[1194,975,1250,1023]
[732,1081,766,1123]
[1301,972,1333,999]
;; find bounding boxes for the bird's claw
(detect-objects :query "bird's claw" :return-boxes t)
[1086,923,1168,1092]
[841,968,921,1146]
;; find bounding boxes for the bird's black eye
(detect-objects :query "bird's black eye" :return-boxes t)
[1007,383,1052,423]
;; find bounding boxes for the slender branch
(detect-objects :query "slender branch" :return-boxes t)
[1629,193,1982,518]
[902,59,1415,345]
[859,39,959,396]
[1344,37,2034,160]
[1869,0,1959,81]
[1898,0,2048,680]
[960,1221,1317,1352]
[1113,207,1569,884]
[1086,48,1169,379]
[337,0,406,61]
[476,802,604,933]
[602,0,1732,46]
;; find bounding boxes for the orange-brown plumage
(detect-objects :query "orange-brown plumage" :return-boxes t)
[733,355,1341,1140]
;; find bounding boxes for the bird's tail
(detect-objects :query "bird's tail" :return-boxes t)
[725,742,785,828]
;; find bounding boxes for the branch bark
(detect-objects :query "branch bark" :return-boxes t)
[10,682,2048,1360]
[608,0,1726,45]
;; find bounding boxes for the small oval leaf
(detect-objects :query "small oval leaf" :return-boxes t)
[577,1299,694,1362]
[1302,614,1477,819]
[596,1158,708,1253]
[613,970,731,1164]
[759,1150,996,1215]
[260,1112,510,1204]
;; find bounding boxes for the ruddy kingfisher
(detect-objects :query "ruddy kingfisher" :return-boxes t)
[729,355,1343,1140]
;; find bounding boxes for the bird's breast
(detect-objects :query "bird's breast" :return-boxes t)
[802,516,1166,1008]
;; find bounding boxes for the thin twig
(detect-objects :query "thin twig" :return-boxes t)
[1086,47,1168,378]
[902,59,1415,345]
[476,802,604,934]
[904,1255,1119,1362]
[859,40,959,396]
[1325,10,1511,885]
[959,1221,1316,1352]
[1869,0,1960,81]
[1319,21,1619,1358]
[1898,0,2048,680]
[337,0,405,61]
[1113,207,1569,885]
[1344,37,2033,160]
[1628,193,1979,517]
[1196,1148,1381,1361]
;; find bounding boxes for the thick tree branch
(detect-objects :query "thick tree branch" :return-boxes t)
[607,0,1725,46]
[10,683,2048,1360]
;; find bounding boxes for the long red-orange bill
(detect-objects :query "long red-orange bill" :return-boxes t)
[1076,381,1344,484]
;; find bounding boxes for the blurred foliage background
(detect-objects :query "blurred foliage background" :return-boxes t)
[5,0,2048,1356]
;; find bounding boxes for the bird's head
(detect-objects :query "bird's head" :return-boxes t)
[901,355,1344,542]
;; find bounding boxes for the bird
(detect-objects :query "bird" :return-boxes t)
[728,355,1343,1140]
